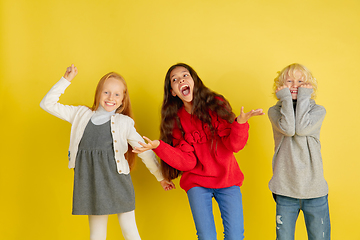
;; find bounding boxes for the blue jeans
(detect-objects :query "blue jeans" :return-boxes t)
[187,186,244,240]
[275,194,331,240]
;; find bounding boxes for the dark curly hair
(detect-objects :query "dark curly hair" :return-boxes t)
[160,63,236,180]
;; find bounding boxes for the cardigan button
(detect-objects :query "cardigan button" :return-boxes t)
[117,160,120,163]
[119,170,122,173]
[116,150,118,152]
[112,122,114,124]
[114,140,117,143]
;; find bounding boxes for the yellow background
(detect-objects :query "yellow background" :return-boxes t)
[1,0,359,239]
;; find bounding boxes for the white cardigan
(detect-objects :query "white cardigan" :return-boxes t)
[40,77,163,181]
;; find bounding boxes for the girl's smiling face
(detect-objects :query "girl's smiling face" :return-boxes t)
[99,77,125,112]
[170,66,194,111]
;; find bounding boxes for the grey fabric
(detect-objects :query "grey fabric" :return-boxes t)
[268,87,328,199]
[72,120,135,215]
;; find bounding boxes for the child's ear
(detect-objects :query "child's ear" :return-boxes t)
[171,89,177,97]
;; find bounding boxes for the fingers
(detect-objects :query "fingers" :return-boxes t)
[137,141,148,147]
[251,108,265,116]
[131,137,159,154]
[63,64,78,81]
[160,180,176,191]
[276,85,288,93]
[143,136,152,143]
[66,64,76,74]
[131,147,143,154]
[240,106,244,114]
[238,108,265,123]
[244,108,264,116]
[299,83,313,88]
[132,145,150,153]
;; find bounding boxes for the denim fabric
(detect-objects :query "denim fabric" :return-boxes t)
[187,186,244,240]
[275,194,331,240]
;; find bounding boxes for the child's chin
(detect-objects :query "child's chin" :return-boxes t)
[104,106,116,112]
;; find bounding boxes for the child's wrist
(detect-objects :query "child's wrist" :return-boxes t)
[236,118,246,124]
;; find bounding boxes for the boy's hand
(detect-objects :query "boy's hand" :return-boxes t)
[299,83,313,89]
[237,107,265,124]
[63,64,78,82]
[276,85,289,93]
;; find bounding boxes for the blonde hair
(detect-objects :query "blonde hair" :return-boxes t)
[91,72,135,170]
[273,63,318,99]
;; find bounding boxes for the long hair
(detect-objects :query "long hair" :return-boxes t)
[91,72,136,170]
[160,63,235,180]
[273,63,318,99]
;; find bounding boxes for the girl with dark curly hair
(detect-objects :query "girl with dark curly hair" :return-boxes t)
[134,63,263,240]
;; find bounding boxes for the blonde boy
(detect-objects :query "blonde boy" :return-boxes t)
[268,63,330,240]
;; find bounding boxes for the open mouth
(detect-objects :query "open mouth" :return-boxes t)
[290,90,298,94]
[180,85,190,96]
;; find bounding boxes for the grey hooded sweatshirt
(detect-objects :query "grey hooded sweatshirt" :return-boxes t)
[268,87,328,199]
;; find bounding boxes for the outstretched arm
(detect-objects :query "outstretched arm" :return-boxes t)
[133,136,197,171]
[236,107,265,124]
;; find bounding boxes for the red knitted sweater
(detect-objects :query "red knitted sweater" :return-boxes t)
[154,107,249,192]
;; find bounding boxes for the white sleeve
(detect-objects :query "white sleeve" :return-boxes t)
[40,77,80,123]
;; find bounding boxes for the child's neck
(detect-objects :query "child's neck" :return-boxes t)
[184,102,192,114]
[91,106,116,125]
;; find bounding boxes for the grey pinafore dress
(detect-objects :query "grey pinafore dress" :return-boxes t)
[72,120,135,215]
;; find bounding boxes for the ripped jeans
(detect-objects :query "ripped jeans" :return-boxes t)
[274,194,331,240]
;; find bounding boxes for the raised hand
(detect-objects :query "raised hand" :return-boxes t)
[299,83,313,89]
[276,85,289,93]
[63,64,78,82]
[132,136,160,154]
[237,107,264,124]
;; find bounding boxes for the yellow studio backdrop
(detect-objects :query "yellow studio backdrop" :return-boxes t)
[1,0,359,239]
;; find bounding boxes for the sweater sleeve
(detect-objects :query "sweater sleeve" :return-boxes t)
[153,138,197,172]
[214,115,249,153]
[268,88,296,137]
[40,77,80,123]
[295,88,326,136]
[125,118,164,181]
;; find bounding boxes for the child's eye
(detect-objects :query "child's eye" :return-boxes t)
[184,74,188,77]
[172,78,177,82]
[116,93,119,96]
[104,91,108,94]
